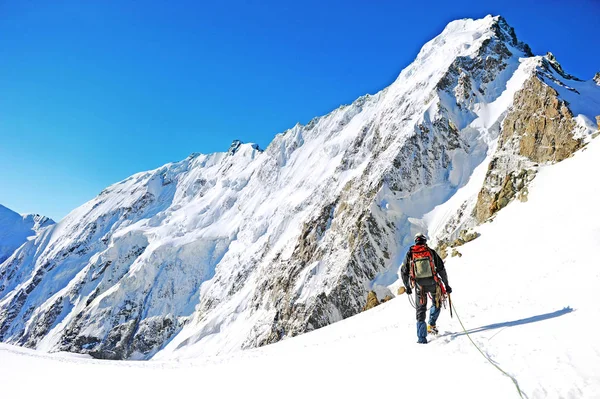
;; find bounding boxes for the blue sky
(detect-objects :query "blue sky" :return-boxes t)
[1,0,598,221]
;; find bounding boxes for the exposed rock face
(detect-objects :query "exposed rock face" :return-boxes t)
[362,291,380,311]
[501,76,582,163]
[474,74,583,224]
[544,52,581,81]
[492,16,534,57]
[436,230,480,260]
[380,295,393,303]
[475,165,537,223]
[451,248,462,257]
[593,72,600,86]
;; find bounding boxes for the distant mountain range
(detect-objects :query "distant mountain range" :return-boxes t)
[0,204,54,263]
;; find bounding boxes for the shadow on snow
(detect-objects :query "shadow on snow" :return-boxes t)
[450,306,574,338]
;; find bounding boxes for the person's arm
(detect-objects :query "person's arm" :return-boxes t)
[400,250,412,291]
[432,249,451,291]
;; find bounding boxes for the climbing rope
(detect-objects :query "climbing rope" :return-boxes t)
[405,288,438,311]
[407,291,417,308]
[451,297,526,399]
[407,290,433,310]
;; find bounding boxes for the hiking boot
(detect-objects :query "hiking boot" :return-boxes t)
[427,324,439,335]
[417,338,428,344]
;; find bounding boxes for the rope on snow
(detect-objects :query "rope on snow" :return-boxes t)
[451,298,527,399]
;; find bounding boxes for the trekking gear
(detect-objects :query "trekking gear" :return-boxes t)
[409,245,449,309]
[446,286,453,294]
[409,245,436,280]
[427,324,439,335]
[401,243,453,343]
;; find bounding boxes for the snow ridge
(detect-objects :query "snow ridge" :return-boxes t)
[0,205,54,263]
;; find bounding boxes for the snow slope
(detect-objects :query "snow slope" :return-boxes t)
[2,137,600,398]
[0,140,600,399]
[0,205,54,263]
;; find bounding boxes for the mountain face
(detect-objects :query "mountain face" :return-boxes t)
[1,15,599,360]
[0,205,54,264]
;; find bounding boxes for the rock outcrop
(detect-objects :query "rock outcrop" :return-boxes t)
[436,230,480,259]
[362,291,380,311]
[501,76,581,163]
[474,69,584,223]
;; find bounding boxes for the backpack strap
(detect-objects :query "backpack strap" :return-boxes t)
[427,246,447,294]
[415,245,446,292]
[408,247,416,286]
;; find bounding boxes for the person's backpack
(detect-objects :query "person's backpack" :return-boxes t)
[410,244,436,280]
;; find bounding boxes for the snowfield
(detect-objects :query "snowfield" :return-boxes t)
[2,137,599,399]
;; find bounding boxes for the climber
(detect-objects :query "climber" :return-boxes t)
[401,233,452,344]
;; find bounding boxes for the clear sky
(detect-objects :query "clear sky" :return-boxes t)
[1,0,598,221]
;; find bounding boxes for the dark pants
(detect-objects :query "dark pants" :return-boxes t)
[415,283,441,342]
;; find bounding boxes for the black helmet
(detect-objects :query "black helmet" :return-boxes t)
[414,233,427,244]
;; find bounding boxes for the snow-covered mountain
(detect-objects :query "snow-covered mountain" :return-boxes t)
[0,205,54,263]
[0,15,598,360]
[3,135,600,398]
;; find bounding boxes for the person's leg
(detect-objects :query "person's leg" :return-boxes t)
[415,287,428,343]
[429,284,441,327]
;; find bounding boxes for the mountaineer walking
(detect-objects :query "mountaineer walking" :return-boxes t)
[401,233,452,344]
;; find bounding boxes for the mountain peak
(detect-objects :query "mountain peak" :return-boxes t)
[228,139,243,155]
[0,204,54,263]
[541,51,581,81]
[489,15,533,56]
[228,140,261,156]
[21,213,55,231]
[397,15,533,93]
[437,15,532,56]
